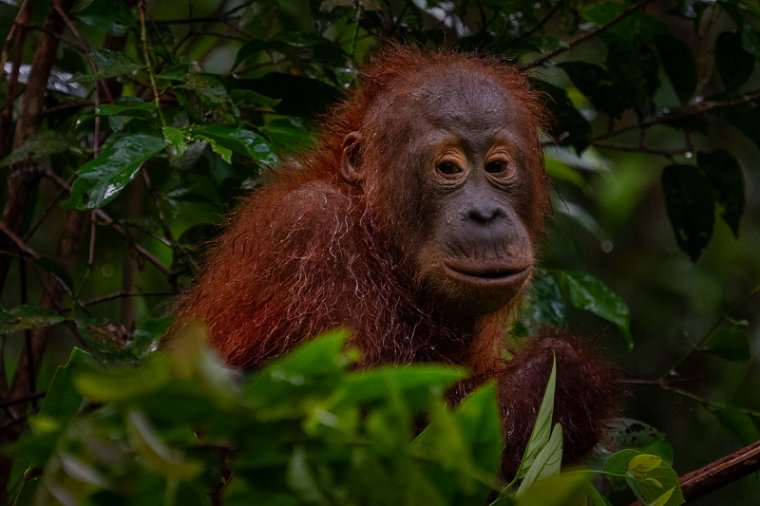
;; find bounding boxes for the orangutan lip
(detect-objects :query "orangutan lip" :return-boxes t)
[444,262,531,285]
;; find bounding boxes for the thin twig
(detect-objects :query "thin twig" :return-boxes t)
[138,0,165,127]
[592,89,760,143]
[0,391,45,409]
[82,290,174,307]
[41,169,174,277]
[521,0,658,69]
[507,1,562,47]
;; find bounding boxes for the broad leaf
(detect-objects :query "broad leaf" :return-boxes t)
[64,135,167,210]
[697,150,745,236]
[192,125,279,166]
[72,0,136,36]
[655,33,697,104]
[557,270,632,348]
[515,473,596,506]
[77,49,141,82]
[661,164,715,261]
[713,407,760,445]
[0,304,67,333]
[530,79,591,153]
[703,318,750,362]
[716,31,755,92]
[558,61,627,117]
[603,450,684,506]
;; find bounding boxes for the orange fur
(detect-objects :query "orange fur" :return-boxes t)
[175,45,617,476]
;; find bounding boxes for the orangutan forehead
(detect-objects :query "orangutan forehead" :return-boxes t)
[367,67,522,128]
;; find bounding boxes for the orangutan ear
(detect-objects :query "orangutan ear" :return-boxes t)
[340,131,363,183]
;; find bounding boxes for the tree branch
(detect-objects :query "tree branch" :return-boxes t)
[0,0,77,293]
[521,0,658,70]
[680,440,760,502]
[631,440,760,504]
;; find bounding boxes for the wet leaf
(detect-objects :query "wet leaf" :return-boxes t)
[63,135,167,210]
[192,125,279,166]
[557,270,632,348]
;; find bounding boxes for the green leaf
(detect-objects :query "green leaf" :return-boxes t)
[0,131,76,167]
[163,126,189,157]
[516,423,563,496]
[236,73,340,117]
[126,410,203,479]
[75,355,171,402]
[530,80,591,153]
[192,125,279,166]
[519,269,566,333]
[341,365,465,407]
[603,450,684,505]
[603,418,671,462]
[718,102,760,151]
[0,304,67,333]
[234,32,346,69]
[557,270,632,348]
[264,117,315,154]
[73,0,137,36]
[38,348,90,422]
[712,407,760,445]
[716,31,755,92]
[606,40,660,113]
[243,329,355,409]
[285,447,330,505]
[661,164,715,261]
[76,49,140,83]
[453,383,502,476]
[515,472,592,506]
[63,134,167,210]
[655,34,697,104]
[703,318,750,361]
[697,150,745,237]
[95,100,153,118]
[516,355,557,479]
[558,62,627,117]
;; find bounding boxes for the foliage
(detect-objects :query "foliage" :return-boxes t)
[8,329,680,506]
[0,0,759,504]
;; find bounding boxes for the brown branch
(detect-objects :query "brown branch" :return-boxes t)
[591,141,683,160]
[593,89,760,143]
[680,440,760,502]
[82,290,174,307]
[0,392,46,409]
[521,0,658,70]
[0,0,34,158]
[0,0,77,293]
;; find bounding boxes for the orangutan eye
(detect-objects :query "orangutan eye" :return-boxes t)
[436,161,463,176]
[485,160,509,174]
